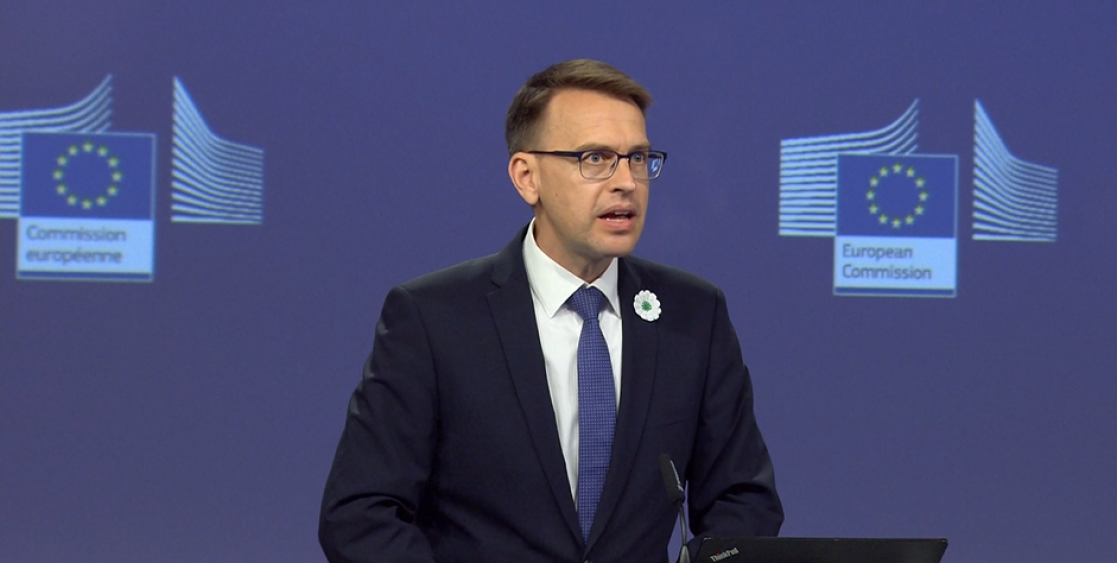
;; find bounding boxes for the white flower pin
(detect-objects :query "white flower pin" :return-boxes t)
[633,290,661,322]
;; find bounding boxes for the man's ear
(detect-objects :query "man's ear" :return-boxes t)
[509,153,539,206]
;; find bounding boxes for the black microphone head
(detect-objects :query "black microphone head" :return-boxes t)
[659,453,685,504]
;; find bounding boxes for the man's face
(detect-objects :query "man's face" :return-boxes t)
[510,89,650,282]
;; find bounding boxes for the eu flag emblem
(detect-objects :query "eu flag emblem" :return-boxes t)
[836,154,957,238]
[20,132,155,220]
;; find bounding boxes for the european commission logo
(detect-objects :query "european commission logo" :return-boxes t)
[0,74,265,282]
[778,99,1057,298]
[835,154,957,297]
[17,133,156,281]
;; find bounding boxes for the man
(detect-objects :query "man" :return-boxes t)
[319,59,782,563]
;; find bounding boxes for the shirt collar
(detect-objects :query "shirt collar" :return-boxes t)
[522,219,620,319]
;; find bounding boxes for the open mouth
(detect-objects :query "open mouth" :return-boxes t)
[599,210,634,222]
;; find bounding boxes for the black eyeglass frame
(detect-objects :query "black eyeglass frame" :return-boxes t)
[525,149,668,180]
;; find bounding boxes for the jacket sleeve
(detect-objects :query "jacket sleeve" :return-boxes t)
[319,285,438,563]
[685,288,784,543]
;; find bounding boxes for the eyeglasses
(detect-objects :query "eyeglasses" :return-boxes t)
[526,149,667,180]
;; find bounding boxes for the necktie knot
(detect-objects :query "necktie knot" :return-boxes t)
[569,286,606,323]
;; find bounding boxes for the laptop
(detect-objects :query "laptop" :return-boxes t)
[692,537,948,563]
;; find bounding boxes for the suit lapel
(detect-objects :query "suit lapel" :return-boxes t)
[587,258,659,550]
[486,229,583,544]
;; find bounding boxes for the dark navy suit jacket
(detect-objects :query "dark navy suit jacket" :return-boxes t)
[319,227,782,562]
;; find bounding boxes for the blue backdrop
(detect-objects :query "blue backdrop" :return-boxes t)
[2,2,1115,562]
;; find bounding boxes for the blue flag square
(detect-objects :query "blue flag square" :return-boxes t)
[20,132,155,220]
[836,154,957,238]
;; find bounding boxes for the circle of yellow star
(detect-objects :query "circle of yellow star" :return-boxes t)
[52,139,122,211]
[865,161,929,230]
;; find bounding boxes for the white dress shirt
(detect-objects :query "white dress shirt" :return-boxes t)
[521,221,623,502]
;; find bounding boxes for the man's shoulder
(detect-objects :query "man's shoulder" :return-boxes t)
[391,227,526,301]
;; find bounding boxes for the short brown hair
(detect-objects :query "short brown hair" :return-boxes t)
[505,59,653,155]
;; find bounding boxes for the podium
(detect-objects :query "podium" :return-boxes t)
[690,537,948,563]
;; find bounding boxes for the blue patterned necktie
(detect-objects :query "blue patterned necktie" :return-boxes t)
[568,285,616,543]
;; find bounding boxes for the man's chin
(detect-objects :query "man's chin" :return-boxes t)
[596,220,642,242]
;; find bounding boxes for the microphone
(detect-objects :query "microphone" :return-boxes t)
[659,454,689,563]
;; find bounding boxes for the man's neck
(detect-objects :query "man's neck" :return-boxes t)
[530,224,613,283]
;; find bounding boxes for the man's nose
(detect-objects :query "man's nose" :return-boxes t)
[610,157,638,189]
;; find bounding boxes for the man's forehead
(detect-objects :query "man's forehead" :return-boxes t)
[538,89,648,146]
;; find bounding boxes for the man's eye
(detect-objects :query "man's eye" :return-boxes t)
[583,152,607,165]
[630,152,647,164]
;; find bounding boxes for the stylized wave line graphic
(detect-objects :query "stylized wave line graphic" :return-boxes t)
[779,99,920,236]
[973,100,1057,242]
[0,75,113,218]
[171,77,264,224]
